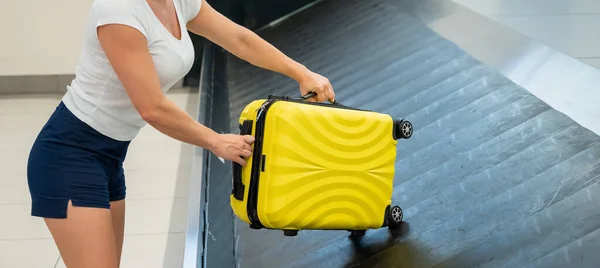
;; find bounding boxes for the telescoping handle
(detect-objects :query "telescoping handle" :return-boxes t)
[232,119,253,201]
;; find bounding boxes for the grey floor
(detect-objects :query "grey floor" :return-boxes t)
[225,0,600,267]
[0,90,195,268]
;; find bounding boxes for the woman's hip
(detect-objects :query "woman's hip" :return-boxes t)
[27,102,131,218]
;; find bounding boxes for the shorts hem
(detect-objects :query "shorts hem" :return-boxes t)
[109,194,126,202]
[31,197,111,219]
[71,199,111,210]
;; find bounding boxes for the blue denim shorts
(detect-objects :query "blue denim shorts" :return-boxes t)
[27,102,131,218]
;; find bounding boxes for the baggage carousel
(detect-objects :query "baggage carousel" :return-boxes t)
[183,0,600,267]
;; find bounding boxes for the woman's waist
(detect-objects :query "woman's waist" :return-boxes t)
[36,100,132,162]
[61,89,145,141]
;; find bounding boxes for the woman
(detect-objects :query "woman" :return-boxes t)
[27,0,335,266]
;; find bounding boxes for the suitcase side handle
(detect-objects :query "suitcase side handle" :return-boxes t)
[232,120,254,201]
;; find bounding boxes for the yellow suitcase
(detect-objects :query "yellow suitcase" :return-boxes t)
[230,94,413,237]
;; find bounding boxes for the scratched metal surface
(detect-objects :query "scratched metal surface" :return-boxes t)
[223,0,600,267]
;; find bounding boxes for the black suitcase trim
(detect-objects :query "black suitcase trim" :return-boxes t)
[246,98,278,229]
[232,120,254,201]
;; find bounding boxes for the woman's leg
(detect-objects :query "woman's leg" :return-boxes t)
[109,170,128,264]
[28,101,132,267]
[45,200,119,268]
[110,199,126,264]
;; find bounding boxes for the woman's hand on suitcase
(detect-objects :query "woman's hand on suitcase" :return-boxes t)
[298,70,335,103]
[211,134,255,166]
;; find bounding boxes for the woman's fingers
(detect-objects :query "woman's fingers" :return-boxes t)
[327,84,335,102]
[234,157,246,166]
[242,143,253,152]
[231,148,249,165]
[213,134,254,166]
[241,136,253,151]
[242,135,255,144]
[308,86,327,102]
[306,83,335,103]
[318,87,328,102]
[240,149,252,158]
[233,135,254,164]
[305,90,318,102]
[297,69,335,102]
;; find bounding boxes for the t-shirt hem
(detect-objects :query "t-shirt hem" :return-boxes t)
[62,91,140,142]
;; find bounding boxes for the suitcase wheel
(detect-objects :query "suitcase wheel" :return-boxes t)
[348,230,366,237]
[394,120,413,139]
[388,205,403,229]
[283,230,298,236]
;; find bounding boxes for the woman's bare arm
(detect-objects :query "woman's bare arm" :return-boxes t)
[186,0,335,102]
[97,24,254,166]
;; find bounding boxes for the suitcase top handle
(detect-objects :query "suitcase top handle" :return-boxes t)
[301,91,338,104]
[267,93,368,111]
[300,92,365,111]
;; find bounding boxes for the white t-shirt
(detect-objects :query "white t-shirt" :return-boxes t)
[62,0,202,141]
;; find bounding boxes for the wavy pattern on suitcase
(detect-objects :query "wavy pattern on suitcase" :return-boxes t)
[257,102,396,230]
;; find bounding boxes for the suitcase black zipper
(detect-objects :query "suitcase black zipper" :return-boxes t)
[246,96,365,229]
[246,98,277,228]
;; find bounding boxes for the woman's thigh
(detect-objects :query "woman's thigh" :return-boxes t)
[45,200,119,268]
[110,199,126,263]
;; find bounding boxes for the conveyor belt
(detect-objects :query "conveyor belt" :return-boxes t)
[224,0,600,267]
